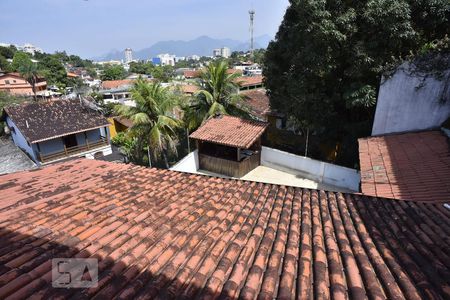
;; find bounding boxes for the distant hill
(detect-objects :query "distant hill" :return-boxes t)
[92,34,273,61]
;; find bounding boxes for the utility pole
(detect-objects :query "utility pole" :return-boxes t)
[249,9,255,60]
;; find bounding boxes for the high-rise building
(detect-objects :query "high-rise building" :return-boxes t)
[213,47,231,58]
[124,48,133,63]
[221,47,231,58]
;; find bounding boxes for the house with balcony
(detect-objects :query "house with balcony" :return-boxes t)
[2,99,112,165]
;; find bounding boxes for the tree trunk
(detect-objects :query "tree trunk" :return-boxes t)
[32,76,37,101]
[162,149,169,169]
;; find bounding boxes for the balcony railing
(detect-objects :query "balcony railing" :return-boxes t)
[38,137,109,163]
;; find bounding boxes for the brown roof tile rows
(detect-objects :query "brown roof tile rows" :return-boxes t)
[0,159,449,299]
[101,79,134,90]
[242,89,270,120]
[359,130,450,203]
[189,115,268,149]
[3,99,110,143]
[236,75,264,87]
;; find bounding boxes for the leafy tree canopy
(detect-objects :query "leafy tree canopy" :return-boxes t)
[129,61,154,74]
[100,64,127,81]
[264,0,449,166]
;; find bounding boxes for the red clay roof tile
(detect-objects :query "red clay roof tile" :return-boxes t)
[0,158,449,299]
[358,130,450,203]
[189,115,268,149]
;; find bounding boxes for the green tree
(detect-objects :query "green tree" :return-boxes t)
[0,55,11,72]
[0,46,16,59]
[115,77,182,168]
[38,56,67,87]
[18,62,42,101]
[101,64,127,80]
[151,65,174,82]
[264,0,449,166]
[11,51,32,72]
[184,60,247,130]
[129,61,154,74]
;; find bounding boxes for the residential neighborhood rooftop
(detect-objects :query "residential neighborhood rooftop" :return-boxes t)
[0,159,448,299]
[2,99,110,143]
[101,79,134,90]
[189,114,268,149]
[241,89,270,119]
[358,130,450,203]
[236,75,264,88]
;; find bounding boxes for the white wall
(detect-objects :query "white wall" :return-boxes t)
[372,62,450,135]
[261,147,360,191]
[170,150,199,173]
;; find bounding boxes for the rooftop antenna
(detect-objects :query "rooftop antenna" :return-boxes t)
[248,8,255,60]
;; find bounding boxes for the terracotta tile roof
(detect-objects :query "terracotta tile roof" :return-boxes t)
[226,69,243,75]
[183,70,201,78]
[189,115,268,149]
[242,89,270,119]
[66,72,79,78]
[3,99,110,143]
[236,75,264,87]
[0,158,449,299]
[180,84,199,94]
[359,130,450,203]
[101,79,134,90]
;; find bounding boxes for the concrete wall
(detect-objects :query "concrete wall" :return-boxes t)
[372,63,450,135]
[260,146,360,191]
[170,150,199,173]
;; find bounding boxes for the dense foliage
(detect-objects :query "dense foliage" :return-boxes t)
[184,61,246,130]
[100,64,127,81]
[264,0,449,167]
[114,77,183,167]
[0,46,93,88]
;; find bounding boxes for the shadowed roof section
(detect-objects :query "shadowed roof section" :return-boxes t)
[0,159,449,299]
[3,99,110,143]
[359,130,450,203]
[242,89,270,119]
[189,115,268,148]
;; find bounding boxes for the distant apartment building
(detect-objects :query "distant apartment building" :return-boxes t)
[124,48,133,63]
[213,47,231,58]
[187,55,200,61]
[155,53,176,66]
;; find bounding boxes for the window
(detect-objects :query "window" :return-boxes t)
[5,80,10,84]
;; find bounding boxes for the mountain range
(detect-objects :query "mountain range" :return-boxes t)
[92,35,273,61]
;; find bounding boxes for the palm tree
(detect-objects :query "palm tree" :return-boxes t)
[184,60,246,130]
[19,62,41,101]
[115,77,182,168]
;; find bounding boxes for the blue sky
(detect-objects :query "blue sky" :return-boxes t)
[0,0,289,59]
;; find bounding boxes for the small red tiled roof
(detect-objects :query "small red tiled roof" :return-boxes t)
[183,70,201,78]
[190,115,268,148]
[242,89,270,119]
[101,79,133,90]
[236,75,264,87]
[66,72,79,78]
[180,84,199,94]
[0,159,449,299]
[359,130,450,202]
